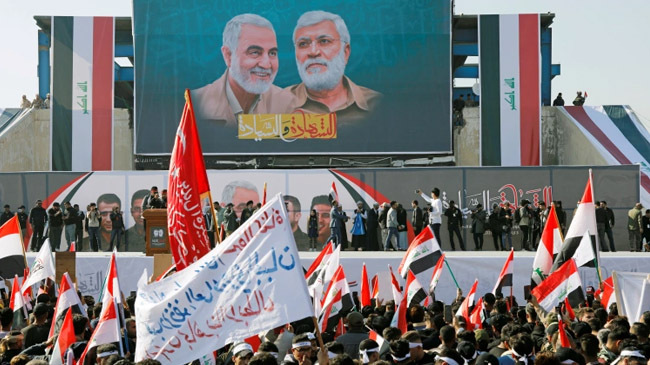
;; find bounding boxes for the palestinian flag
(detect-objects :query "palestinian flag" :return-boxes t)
[0,216,26,279]
[479,14,541,166]
[328,182,339,203]
[531,259,584,312]
[531,204,563,287]
[492,249,514,294]
[552,172,599,271]
[398,226,442,278]
[51,16,115,171]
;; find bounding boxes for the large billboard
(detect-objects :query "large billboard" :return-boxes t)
[133,0,452,155]
[0,166,639,253]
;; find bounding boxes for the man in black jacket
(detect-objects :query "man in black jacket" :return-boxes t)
[0,204,13,226]
[601,201,616,252]
[445,201,465,251]
[411,200,423,236]
[48,202,64,250]
[366,203,380,251]
[29,200,47,251]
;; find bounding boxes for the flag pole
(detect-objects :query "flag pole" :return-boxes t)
[311,316,326,350]
[444,258,461,289]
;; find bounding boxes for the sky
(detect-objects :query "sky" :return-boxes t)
[1,0,649,125]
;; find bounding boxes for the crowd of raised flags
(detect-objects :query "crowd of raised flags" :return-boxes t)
[0,95,648,365]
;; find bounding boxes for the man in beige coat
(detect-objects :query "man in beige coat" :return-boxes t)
[192,14,296,127]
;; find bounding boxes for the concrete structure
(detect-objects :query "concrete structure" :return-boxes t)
[455,106,611,167]
[0,108,133,172]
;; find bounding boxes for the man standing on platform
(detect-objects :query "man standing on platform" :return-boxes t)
[416,188,442,243]
[0,205,12,226]
[384,201,399,251]
[445,200,465,251]
[29,200,47,251]
[366,202,380,251]
[411,200,423,236]
[16,205,28,241]
[601,201,616,252]
[328,200,348,247]
[62,201,77,250]
[240,200,255,225]
[628,203,643,252]
[141,186,161,211]
[223,203,238,237]
[351,201,367,251]
[48,202,63,251]
[73,204,84,251]
[109,206,125,251]
[86,203,101,252]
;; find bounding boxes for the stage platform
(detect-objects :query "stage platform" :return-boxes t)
[25,251,650,303]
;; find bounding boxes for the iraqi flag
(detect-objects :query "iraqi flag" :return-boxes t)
[371,275,379,300]
[398,226,442,278]
[429,253,446,294]
[49,272,87,339]
[479,14,541,166]
[552,172,599,271]
[405,270,427,307]
[77,293,121,365]
[492,249,514,294]
[360,263,371,308]
[10,275,28,329]
[310,244,340,314]
[557,314,571,348]
[329,182,339,203]
[531,204,563,287]
[319,265,353,332]
[394,271,426,333]
[50,308,76,365]
[456,279,478,326]
[389,265,403,304]
[50,16,115,171]
[0,215,27,279]
[469,297,485,329]
[305,241,334,286]
[531,259,584,312]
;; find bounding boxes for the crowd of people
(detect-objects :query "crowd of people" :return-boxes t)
[1,272,649,365]
[302,188,643,253]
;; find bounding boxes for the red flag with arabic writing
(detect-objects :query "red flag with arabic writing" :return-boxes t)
[168,90,215,271]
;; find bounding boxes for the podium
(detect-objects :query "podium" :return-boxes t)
[143,209,170,256]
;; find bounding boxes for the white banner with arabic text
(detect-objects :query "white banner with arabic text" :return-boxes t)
[134,194,314,364]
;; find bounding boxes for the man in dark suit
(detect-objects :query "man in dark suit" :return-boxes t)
[366,203,380,251]
[411,200,424,236]
[328,200,348,247]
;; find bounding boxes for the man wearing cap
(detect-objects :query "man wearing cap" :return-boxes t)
[337,312,369,358]
[627,203,644,251]
[0,204,12,226]
[232,342,255,365]
[21,303,50,348]
[403,331,435,365]
[282,333,313,365]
